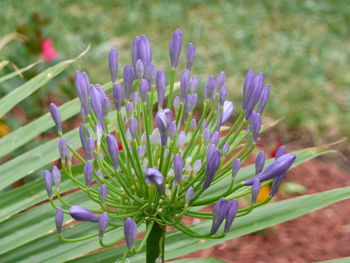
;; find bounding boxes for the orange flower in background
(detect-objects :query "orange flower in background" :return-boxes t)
[41,38,57,63]
[0,122,11,138]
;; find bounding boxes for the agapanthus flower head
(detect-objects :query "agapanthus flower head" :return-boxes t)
[47,29,290,261]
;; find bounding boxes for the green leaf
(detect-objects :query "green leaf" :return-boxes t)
[0,46,89,118]
[68,187,350,262]
[317,257,350,263]
[0,60,41,84]
[171,258,226,263]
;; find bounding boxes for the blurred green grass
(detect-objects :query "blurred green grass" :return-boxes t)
[1,0,350,142]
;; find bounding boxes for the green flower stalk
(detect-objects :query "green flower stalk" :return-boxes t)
[46,29,296,262]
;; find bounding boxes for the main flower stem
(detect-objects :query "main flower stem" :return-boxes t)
[146,220,166,263]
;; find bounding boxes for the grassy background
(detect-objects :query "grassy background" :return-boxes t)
[1,0,350,143]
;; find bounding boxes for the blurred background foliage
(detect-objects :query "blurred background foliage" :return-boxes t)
[1,0,349,144]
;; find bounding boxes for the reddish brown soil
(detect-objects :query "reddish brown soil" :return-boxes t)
[179,158,350,263]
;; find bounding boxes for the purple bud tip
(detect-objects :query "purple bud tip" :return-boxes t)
[169,29,183,68]
[100,184,108,203]
[140,79,150,102]
[185,187,195,203]
[69,205,99,223]
[58,137,67,162]
[135,59,144,79]
[156,70,166,108]
[86,137,95,160]
[52,165,61,189]
[113,83,123,111]
[222,142,230,154]
[257,84,270,115]
[55,208,64,233]
[232,159,241,176]
[174,154,184,184]
[210,198,228,235]
[43,170,53,198]
[99,212,109,238]
[124,218,137,250]
[203,144,221,189]
[156,109,172,146]
[106,134,119,169]
[144,167,164,194]
[108,48,118,83]
[96,124,103,146]
[129,118,138,139]
[255,151,266,174]
[49,103,62,134]
[224,199,238,233]
[84,160,93,187]
[191,76,199,92]
[186,42,196,70]
[221,101,234,125]
[275,145,286,159]
[123,65,134,99]
[251,178,261,204]
[180,69,191,101]
[210,131,220,145]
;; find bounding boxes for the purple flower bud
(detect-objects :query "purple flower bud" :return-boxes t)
[210,131,220,145]
[203,129,211,144]
[257,84,270,114]
[193,159,202,173]
[156,109,172,146]
[205,75,216,101]
[55,207,64,233]
[43,170,53,198]
[219,84,227,105]
[203,144,221,189]
[96,124,103,146]
[66,141,74,164]
[180,69,191,101]
[123,65,134,99]
[129,117,138,139]
[269,173,285,197]
[186,43,196,70]
[178,131,187,148]
[245,73,264,119]
[90,86,104,126]
[232,159,241,176]
[255,151,266,174]
[144,167,164,194]
[132,36,140,69]
[58,137,67,163]
[97,170,103,179]
[251,178,261,204]
[124,218,137,250]
[135,59,144,80]
[84,160,93,187]
[275,145,286,159]
[49,103,62,134]
[102,97,110,116]
[52,165,61,188]
[100,184,108,204]
[138,35,152,67]
[216,72,226,87]
[168,121,177,138]
[140,79,150,102]
[242,69,255,110]
[248,112,261,142]
[201,119,207,130]
[108,48,118,83]
[169,29,183,68]
[145,62,156,84]
[69,205,99,223]
[222,142,230,154]
[132,92,140,106]
[224,199,238,233]
[125,102,134,118]
[75,71,90,115]
[86,137,95,160]
[113,83,123,111]
[191,76,199,92]
[138,146,146,157]
[210,198,228,234]
[173,154,183,184]
[156,70,166,108]
[221,101,234,125]
[190,118,197,130]
[185,187,195,203]
[245,153,296,185]
[106,134,119,169]
[173,96,181,111]
[99,212,109,238]
[185,93,198,115]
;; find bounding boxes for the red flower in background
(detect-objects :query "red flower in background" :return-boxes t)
[41,38,57,63]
